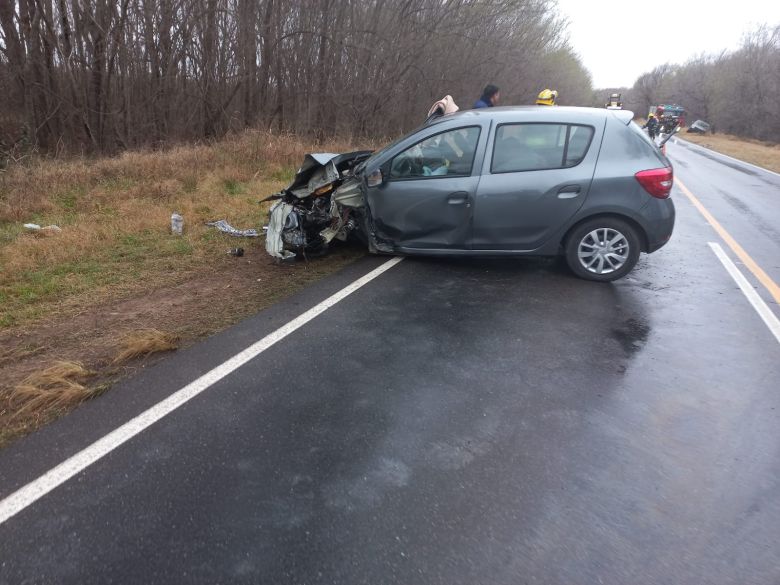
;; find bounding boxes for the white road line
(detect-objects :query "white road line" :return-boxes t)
[709,242,780,344]
[0,256,404,526]
[674,138,780,179]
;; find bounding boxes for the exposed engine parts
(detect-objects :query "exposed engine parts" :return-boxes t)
[264,151,372,260]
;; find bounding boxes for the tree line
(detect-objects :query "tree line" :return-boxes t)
[600,25,780,142]
[0,0,592,157]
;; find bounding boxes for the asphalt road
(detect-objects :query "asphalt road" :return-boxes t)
[1,140,779,585]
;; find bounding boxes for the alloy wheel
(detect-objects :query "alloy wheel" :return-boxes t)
[577,228,629,275]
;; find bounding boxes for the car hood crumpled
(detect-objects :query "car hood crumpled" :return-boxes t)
[287,153,341,199]
[263,150,372,260]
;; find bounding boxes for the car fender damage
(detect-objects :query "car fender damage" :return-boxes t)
[263,151,374,260]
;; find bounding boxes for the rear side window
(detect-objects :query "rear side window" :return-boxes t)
[491,123,594,173]
[628,120,658,147]
[389,126,481,180]
[627,121,667,163]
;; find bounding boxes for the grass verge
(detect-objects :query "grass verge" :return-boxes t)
[676,131,780,173]
[0,130,373,447]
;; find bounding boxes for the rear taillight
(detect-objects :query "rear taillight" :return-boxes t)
[635,167,673,199]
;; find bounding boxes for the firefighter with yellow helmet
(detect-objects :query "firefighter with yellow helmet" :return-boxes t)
[536,89,558,106]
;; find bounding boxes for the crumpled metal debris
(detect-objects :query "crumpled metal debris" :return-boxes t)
[289,155,340,199]
[265,201,297,260]
[262,151,372,260]
[205,219,260,237]
[24,223,62,233]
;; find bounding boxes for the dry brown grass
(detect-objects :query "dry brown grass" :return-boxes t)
[112,329,179,363]
[0,131,366,222]
[9,361,95,419]
[0,130,375,328]
[677,131,780,174]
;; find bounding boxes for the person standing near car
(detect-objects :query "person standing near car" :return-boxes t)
[473,85,500,109]
[643,114,659,140]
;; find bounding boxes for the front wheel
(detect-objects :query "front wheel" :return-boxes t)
[565,218,641,282]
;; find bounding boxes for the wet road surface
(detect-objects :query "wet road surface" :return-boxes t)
[1,141,779,584]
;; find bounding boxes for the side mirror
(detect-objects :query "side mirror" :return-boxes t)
[366,168,383,187]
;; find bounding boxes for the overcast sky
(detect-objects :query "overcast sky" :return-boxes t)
[554,0,780,88]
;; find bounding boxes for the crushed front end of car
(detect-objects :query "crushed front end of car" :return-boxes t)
[263,151,372,260]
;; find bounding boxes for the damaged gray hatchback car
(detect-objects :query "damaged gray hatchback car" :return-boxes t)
[265,106,675,282]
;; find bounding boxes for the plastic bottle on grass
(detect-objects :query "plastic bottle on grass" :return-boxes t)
[171,212,183,235]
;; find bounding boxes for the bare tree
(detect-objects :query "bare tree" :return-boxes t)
[0,0,597,156]
[627,24,779,140]
[632,63,672,117]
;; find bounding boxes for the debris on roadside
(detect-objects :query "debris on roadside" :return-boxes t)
[206,219,260,237]
[227,247,244,257]
[23,223,62,234]
[171,212,184,235]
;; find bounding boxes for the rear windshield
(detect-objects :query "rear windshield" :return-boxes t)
[628,121,667,163]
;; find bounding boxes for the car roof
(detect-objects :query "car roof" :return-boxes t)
[426,106,633,127]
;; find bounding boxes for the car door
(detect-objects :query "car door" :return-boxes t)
[365,125,484,250]
[472,121,602,251]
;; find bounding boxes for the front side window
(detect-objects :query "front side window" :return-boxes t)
[389,126,480,180]
[491,123,594,173]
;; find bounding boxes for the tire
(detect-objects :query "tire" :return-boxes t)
[565,217,641,282]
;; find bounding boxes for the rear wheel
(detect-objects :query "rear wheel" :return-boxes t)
[565,218,640,282]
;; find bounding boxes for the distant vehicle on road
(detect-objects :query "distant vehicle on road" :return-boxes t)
[605,93,623,109]
[652,104,686,133]
[266,107,676,282]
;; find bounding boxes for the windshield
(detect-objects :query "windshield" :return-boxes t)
[358,124,429,173]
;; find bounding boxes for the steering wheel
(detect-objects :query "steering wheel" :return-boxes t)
[392,156,416,178]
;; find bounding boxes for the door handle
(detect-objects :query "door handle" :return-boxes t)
[447,191,470,205]
[557,185,581,199]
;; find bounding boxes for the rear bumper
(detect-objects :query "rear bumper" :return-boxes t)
[641,197,676,253]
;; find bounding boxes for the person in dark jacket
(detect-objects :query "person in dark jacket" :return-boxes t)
[643,114,659,140]
[473,84,500,109]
